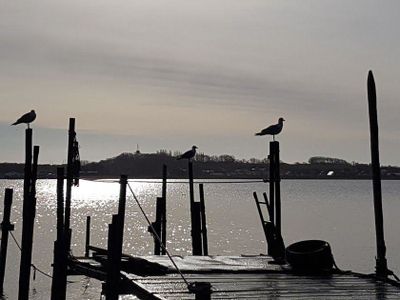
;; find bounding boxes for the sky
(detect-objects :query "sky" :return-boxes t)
[1,1,400,165]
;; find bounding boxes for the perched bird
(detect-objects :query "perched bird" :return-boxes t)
[11,110,36,128]
[177,145,198,160]
[255,117,285,141]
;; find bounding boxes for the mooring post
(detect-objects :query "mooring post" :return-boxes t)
[18,130,37,300]
[85,216,91,258]
[116,175,127,260]
[272,141,281,235]
[367,70,388,277]
[188,160,198,255]
[199,184,208,256]
[192,202,202,256]
[161,164,167,255]
[190,282,212,300]
[65,118,75,248]
[268,142,275,226]
[105,175,127,299]
[106,215,119,300]
[150,197,163,255]
[0,188,14,293]
[51,167,67,300]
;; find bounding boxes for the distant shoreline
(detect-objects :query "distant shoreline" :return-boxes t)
[1,152,400,181]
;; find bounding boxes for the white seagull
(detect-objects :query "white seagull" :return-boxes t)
[12,110,36,128]
[177,146,198,160]
[255,117,285,141]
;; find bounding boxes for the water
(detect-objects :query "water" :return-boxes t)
[0,179,399,299]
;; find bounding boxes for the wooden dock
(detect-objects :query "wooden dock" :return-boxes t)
[69,253,400,299]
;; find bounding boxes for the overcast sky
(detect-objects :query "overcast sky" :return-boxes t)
[1,1,400,164]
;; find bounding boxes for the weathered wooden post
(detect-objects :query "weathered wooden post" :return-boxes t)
[106,215,119,300]
[0,189,14,293]
[150,197,163,255]
[192,202,202,256]
[272,141,281,235]
[199,184,208,256]
[105,175,127,299]
[188,161,197,255]
[85,216,91,258]
[367,70,388,277]
[65,118,75,248]
[161,164,167,255]
[51,167,67,300]
[18,140,39,300]
[268,142,275,226]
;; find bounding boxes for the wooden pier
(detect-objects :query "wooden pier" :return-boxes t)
[68,251,400,299]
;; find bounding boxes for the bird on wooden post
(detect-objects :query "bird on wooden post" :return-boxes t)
[255,117,285,141]
[11,110,36,128]
[177,146,198,160]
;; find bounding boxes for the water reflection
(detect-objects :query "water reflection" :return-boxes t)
[0,179,400,299]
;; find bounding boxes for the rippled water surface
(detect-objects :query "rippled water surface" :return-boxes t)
[1,179,400,299]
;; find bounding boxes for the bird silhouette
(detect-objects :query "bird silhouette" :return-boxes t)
[177,146,198,160]
[255,117,285,141]
[12,110,36,128]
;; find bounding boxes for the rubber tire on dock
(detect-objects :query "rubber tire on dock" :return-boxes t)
[286,240,334,273]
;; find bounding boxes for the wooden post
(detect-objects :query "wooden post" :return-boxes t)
[65,118,75,243]
[56,168,65,243]
[268,142,275,225]
[367,70,388,277]
[0,189,14,293]
[106,215,120,300]
[105,175,127,299]
[153,197,163,255]
[117,175,127,230]
[199,184,208,256]
[161,165,167,255]
[191,282,212,300]
[51,167,67,300]
[192,202,202,256]
[18,131,38,300]
[188,161,197,255]
[85,216,91,258]
[272,141,281,235]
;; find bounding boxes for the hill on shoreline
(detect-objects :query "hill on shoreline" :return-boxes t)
[1,152,400,180]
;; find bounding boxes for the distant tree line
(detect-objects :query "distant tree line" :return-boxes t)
[1,151,400,179]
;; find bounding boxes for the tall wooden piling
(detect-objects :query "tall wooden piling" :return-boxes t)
[18,138,39,300]
[199,184,208,256]
[192,202,202,256]
[152,197,163,255]
[65,118,75,244]
[85,216,91,258]
[188,161,199,255]
[273,142,281,235]
[367,70,388,277]
[106,215,119,300]
[105,175,128,299]
[51,167,67,300]
[268,143,275,225]
[161,165,167,255]
[269,141,281,234]
[0,189,14,293]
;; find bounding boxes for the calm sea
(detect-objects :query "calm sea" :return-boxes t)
[0,179,399,299]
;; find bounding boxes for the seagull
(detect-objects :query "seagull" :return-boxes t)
[177,145,198,160]
[255,117,285,141]
[11,110,36,128]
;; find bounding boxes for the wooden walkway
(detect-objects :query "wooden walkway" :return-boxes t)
[70,254,400,299]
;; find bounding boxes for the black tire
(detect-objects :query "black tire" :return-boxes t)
[286,240,334,273]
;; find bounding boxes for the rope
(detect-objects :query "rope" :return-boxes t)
[127,183,191,289]
[9,231,76,283]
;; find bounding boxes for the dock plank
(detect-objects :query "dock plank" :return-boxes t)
[125,270,400,299]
